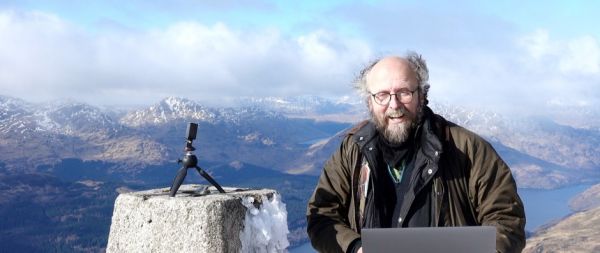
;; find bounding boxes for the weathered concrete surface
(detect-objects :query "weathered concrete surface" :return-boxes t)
[107,185,276,253]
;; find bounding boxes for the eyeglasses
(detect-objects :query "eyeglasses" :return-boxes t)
[370,88,418,105]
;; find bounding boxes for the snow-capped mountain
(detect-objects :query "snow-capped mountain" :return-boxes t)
[2,94,600,189]
[430,102,600,176]
[0,95,31,119]
[239,95,359,114]
[0,96,167,169]
[120,97,217,127]
[120,96,287,127]
[0,96,347,174]
[238,95,367,122]
[1,97,122,137]
[36,101,123,136]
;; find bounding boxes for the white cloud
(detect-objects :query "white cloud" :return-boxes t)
[511,31,600,108]
[0,10,372,106]
[559,36,600,75]
[297,30,338,67]
[0,10,92,91]
[423,29,600,113]
[1,7,598,115]
[518,29,552,60]
[519,29,600,75]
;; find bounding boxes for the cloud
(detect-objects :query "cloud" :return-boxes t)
[1,5,598,116]
[514,30,600,108]
[0,10,372,106]
[560,36,600,75]
[421,30,600,113]
[319,1,600,114]
[519,29,600,75]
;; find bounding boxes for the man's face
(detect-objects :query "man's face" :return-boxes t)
[366,57,422,144]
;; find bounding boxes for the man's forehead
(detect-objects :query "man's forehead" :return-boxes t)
[367,57,417,86]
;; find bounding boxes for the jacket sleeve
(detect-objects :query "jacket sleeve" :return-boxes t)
[469,138,526,253]
[306,136,361,253]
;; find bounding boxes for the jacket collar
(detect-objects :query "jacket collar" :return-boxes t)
[351,120,378,150]
[418,106,444,163]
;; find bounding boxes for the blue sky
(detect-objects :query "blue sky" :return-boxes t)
[0,0,599,112]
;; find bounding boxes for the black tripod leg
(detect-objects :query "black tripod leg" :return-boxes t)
[169,166,188,197]
[195,166,226,193]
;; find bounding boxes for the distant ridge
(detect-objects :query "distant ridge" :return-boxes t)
[2,94,600,188]
[569,183,600,211]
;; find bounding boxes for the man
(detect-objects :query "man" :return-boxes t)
[306,52,525,253]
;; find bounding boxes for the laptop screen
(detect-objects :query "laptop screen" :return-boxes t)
[361,226,496,253]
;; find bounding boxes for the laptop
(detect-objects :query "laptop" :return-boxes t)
[361,226,496,253]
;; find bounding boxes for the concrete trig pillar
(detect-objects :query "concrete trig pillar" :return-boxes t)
[106,184,289,253]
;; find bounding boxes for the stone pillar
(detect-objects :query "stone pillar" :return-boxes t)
[106,184,281,253]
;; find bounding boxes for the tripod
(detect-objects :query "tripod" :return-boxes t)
[169,123,225,197]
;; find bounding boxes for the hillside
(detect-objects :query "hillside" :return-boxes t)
[569,183,600,212]
[524,182,600,252]
[524,205,600,253]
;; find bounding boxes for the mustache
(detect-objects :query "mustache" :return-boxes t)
[386,108,407,118]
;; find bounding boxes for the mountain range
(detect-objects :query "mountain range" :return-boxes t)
[0,95,349,175]
[1,94,600,251]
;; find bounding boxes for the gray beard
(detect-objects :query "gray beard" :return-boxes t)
[383,120,414,144]
[371,106,423,144]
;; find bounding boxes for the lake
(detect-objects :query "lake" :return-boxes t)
[289,184,593,253]
[518,184,592,231]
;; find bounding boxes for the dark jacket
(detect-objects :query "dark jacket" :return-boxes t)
[306,107,526,252]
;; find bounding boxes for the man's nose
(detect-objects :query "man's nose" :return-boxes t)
[388,94,401,109]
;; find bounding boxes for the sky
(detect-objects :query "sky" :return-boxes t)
[0,0,599,112]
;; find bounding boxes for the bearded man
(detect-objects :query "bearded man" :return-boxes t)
[306,52,525,253]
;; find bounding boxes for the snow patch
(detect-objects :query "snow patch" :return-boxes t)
[240,194,289,253]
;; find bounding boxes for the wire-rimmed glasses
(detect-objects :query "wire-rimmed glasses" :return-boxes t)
[370,88,418,105]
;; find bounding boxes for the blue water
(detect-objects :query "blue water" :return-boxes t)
[289,242,317,253]
[519,184,591,231]
[288,184,593,253]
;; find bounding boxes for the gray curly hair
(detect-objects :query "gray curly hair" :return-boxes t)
[353,51,431,105]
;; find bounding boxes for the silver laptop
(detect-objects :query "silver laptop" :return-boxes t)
[362,226,496,253]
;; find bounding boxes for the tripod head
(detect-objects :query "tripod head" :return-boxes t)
[185,122,197,152]
[169,123,225,196]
